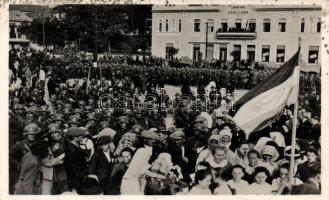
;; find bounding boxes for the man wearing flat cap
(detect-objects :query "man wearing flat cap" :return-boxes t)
[64,127,89,194]
[88,135,117,194]
[166,129,189,179]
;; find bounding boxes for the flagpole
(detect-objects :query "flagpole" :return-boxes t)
[86,64,91,93]
[289,37,301,186]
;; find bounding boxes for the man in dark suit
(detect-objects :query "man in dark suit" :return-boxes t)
[297,147,320,182]
[64,127,89,194]
[107,147,134,194]
[88,135,117,194]
[290,163,321,194]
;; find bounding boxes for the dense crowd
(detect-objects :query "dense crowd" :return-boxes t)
[9,46,321,195]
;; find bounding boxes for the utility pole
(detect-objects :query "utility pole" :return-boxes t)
[42,7,45,47]
[93,5,98,65]
[131,1,134,32]
[205,22,209,61]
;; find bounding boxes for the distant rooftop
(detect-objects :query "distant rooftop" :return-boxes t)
[9,5,51,20]
[152,4,322,12]
[9,10,33,22]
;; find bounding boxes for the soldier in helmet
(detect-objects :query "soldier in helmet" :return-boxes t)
[41,124,69,194]
[68,115,81,128]
[113,116,130,147]
[52,114,67,129]
[85,113,99,136]
[132,106,149,130]
[23,108,38,127]
[9,123,42,194]
[10,104,26,143]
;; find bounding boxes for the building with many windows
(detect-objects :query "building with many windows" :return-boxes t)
[151,5,321,71]
[9,10,33,48]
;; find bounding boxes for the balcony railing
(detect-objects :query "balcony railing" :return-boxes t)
[216,28,257,40]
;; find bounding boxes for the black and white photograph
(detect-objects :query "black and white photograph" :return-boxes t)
[2,1,328,197]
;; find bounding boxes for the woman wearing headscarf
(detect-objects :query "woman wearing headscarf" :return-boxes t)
[120,130,161,194]
[258,144,280,176]
[206,145,232,182]
[143,153,182,195]
[195,134,221,168]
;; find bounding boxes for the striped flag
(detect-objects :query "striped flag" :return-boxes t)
[231,49,300,138]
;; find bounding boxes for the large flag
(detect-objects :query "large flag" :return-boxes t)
[231,49,300,138]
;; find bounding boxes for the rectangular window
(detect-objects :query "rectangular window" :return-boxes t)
[221,22,228,32]
[247,45,256,63]
[261,45,270,62]
[276,45,285,63]
[165,19,169,32]
[308,46,319,64]
[263,19,271,32]
[233,45,241,62]
[278,22,286,32]
[235,22,242,30]
[301,18,305,32]
[178,19,182,32]
[159,19,162,32]
[193,43,201,61]
[207,19,214,32]
[249,22,256,32]
[165,43,174,59]
[194,19,201,32]
[219,45,227,62]
[317,18,321,32]
[171,19,175,32]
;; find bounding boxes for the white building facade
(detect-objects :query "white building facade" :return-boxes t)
[151,5,321,71]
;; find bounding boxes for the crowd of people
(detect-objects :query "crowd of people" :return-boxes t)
[9,46,321,195]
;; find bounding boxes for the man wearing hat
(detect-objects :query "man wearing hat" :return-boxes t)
[114,125,143,156]
[23,107,38,127]
[87,135,117,194]
[85,113,99,136]
[68,115,81,128]
[183,124,209,175]
[114,115,130,147]
[166,129,189,179]
[64,127,89,194]
[9,123,41,194]
[121,129,161,194]
[132,106,149,130]
[52,113,66,129]
[9,104,26,144]
[147,110,165,131]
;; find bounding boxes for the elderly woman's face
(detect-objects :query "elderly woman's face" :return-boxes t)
[213,149,226,162]
[216,118,224,126]
[262,154,273,162]
[209,139,219,148]
[211,128,220,135]
[220,135,231,145]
